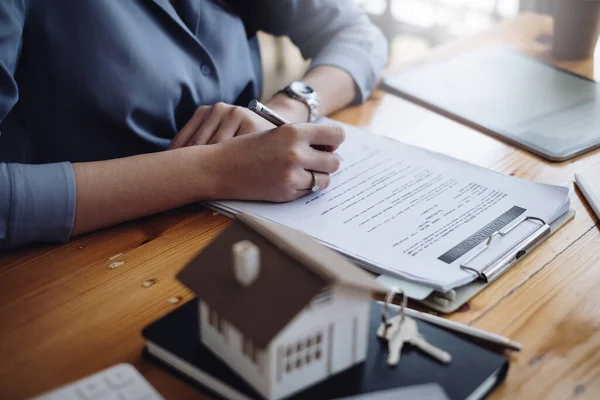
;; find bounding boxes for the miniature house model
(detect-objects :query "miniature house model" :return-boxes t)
[177,214,383,400]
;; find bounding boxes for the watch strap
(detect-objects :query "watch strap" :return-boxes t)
[279,85,320,123]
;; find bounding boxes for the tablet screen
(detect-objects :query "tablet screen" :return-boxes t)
[384,47,600,159]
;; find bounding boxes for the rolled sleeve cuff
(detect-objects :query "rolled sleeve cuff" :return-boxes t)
[6,162,76,247]
[310,34,388,105]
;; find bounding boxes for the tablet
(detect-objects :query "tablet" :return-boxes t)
[382,46,600,161]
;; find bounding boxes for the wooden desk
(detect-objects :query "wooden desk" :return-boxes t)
[1,13,598,400]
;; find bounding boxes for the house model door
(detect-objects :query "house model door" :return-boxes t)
[329,316,355,374]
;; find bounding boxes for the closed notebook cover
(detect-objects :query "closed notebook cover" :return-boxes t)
[142,300,508,400]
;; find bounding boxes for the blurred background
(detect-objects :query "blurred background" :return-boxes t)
[259,0,599,99]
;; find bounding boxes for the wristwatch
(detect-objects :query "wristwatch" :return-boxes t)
[280,81,320,123]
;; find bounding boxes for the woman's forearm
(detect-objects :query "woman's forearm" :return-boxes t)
[71,146,217,236]
[70,65,357,237]
[72,122,345,237]
[266,65,356,123]
[302,65,357,115]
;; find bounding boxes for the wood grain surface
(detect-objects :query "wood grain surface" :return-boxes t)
[0,13,598,400]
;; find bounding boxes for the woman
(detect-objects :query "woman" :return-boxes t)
[0,0,387,250]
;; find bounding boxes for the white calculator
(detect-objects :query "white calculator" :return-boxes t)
[34,363,164,400]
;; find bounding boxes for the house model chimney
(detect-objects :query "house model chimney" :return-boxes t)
[232,240,261,287]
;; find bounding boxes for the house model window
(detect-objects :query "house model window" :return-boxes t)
[177,214,383,400]
[283,332,323,374]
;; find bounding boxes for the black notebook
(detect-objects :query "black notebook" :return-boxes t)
[142,300,508,400]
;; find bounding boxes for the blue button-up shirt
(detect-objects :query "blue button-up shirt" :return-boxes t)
[0,0,387,249]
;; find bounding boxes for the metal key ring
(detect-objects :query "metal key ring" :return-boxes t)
[382,288,407,329]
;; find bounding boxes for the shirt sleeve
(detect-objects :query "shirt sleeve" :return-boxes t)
[252,0,388,103]
[0,0,76,250]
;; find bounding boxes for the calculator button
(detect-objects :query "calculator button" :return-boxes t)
[95,392,122,400]
[33,364,162,400]
[36,389,79,400]
[120,383,155,400]
[104,367,134,388]
[77,376,109,398]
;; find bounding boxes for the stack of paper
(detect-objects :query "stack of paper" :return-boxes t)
[210,121,570,291]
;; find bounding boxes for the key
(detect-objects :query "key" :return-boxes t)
[381,316,452,366]
[398,317,452,365]
[377,314,403,340]
[377,314,406,366]
[408,334,452,364]
[378,289,449,367]
[377,317,391,339]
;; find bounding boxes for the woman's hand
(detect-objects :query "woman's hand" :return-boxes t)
[209,123,345,202]
[169,102,275,149]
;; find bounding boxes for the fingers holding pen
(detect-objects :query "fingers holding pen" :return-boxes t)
[210,123,346,202]
[303,148,341,174]
[302,123,346,151]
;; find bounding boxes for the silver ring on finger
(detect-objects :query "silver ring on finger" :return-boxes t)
[308,170,320,192]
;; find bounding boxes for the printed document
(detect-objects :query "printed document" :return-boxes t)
[212,122,569,291]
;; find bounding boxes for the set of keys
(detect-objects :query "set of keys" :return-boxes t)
[377,290,452,367]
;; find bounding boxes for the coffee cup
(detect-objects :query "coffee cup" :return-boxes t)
[553,0,600,60]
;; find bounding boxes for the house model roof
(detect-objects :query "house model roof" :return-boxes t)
[177,214,384,348]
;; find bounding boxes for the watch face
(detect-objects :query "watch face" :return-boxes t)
[291,81,314,96]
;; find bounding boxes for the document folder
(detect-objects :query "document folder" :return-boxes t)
[205,119,573,312]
